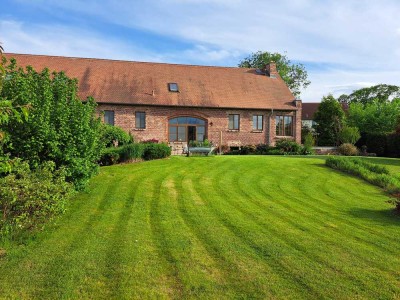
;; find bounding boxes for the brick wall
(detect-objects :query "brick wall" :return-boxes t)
[97,104,301,146]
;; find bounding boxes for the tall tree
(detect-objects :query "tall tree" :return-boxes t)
[314,95,345,146]
[347,99,400,134]
[238,51,310,97]
[338,84,400,105]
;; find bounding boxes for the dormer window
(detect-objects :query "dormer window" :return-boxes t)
[168,83,179,92]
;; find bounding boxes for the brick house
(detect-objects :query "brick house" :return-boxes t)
[7,53,302,149]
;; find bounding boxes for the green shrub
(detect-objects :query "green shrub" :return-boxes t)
[1,59,103,190]
[118,143,144,162]
[0,159,74,238]
[351,159,389,175]
[337,143,359,156]
[338,126,361,144]
[302,132,315,155]
[240,145,257,155]
[142,143,171,160]
[101,124,132,147]
[266,149,283,155]
[275,139,302,154]
[256,144,270,154]
[99,147,121,166]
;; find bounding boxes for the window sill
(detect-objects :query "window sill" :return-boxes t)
[227,129,240,132]
[133,128,146,131]
[276,135,294,138]
[251,130,263,133]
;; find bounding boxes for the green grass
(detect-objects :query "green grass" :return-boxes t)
[0,156,399,299]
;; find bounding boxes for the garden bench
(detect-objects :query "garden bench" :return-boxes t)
[187,147,214,156]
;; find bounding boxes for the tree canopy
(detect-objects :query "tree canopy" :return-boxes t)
[1,58,103,189]
[347,99,400,134]
[238,51,310,98]
[338,84,400,105]
[313,95,345,146]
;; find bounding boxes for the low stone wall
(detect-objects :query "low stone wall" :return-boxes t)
[313,146,337,155]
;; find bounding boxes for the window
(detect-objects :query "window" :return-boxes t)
[253,115,263,131]
[228,114,240,130]
[168,83,179,92]
[276,115,293,136]
[168,116,206,142]
[104,110,114,126]
[135,111,146,129]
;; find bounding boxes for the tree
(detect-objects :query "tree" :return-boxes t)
[338,126,360,145]
[338,84,400,105]
[347,99,400,134]
[1,58,103,189]
[313,95,345,146]
[238,51,310,97]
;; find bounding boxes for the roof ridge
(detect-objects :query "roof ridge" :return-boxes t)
[4,52,251,70]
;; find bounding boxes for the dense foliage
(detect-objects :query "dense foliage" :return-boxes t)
[338,126,360,145]
[238,51,310,97]
[326,157,400,211]
[223,140,312,156]
[337,143,359,156]
[347,99,400,135]
[338,84,400,105]
[143,143,171,160]
[1,58,103,189]
[313,95,345,146]
[99,142,171,165]
[101,124,132,147]
[0,160,74,238]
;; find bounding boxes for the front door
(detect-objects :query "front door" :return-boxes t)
[188,126,196,142]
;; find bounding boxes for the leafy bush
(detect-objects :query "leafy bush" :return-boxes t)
[1,59,104,190]
[118,143,144,162]
[338,126,361,144]
[0,159,74,238]
[143,143,171,160]
[337,143,359,156]
[101,124,131,147]
[302,132,315,155]
[99,143,170,165]
[256,144,270,154]
[265,149,283,155]
[275,139,302,154]
[99,147,121,166]
[240,145,257,155]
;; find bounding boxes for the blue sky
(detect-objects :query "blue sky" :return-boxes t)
[1,0,400,101]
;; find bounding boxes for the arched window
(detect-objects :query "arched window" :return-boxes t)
[168,116,206,142]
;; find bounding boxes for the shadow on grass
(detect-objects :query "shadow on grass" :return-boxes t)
[348,208,400,226]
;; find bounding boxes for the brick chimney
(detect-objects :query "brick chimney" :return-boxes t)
[264,62,278,78]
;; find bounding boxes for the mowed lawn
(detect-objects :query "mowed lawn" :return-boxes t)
[0,156,399,299]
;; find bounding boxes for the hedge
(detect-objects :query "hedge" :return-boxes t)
[326,156,400,211]
[99,142,170,165]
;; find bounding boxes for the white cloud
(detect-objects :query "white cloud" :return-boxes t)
[0,19,168,62]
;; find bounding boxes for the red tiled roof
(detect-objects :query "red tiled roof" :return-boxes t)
[4,53,296,110]
[302,103,320,120]
[302,102,349,120]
